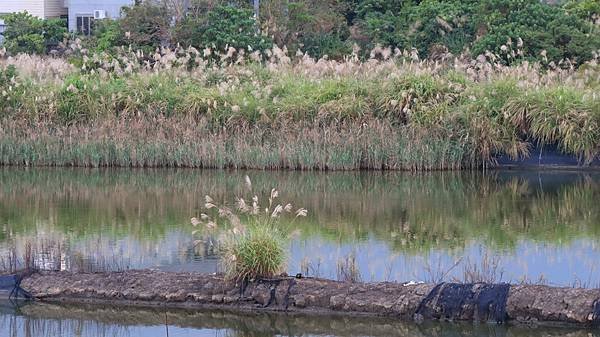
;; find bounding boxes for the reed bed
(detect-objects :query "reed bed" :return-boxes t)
[1,47,599,169]
[0,118,468,170]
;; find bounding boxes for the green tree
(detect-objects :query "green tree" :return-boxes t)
[203,5,272,53]
[472,0,600,65]
[347,0,406,49]
[93,19,125,52]
[399,0,476,56]
[120,2,171,52]
[2,12,66,55]
[174,4,272,54]
[563,0,600,21]
[268,0,351,58]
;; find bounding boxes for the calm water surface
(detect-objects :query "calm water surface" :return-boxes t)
[0,301,598,337]
[2,168,600,336]
[1,167,600,285]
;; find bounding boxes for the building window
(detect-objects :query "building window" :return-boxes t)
[0,18,6,44]
[76,15,94,36]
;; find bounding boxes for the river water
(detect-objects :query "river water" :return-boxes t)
[1,167,600,336]
[0,300,599,337]
[2,167,600,285]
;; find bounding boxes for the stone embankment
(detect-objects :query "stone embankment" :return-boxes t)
[20,270,600,327]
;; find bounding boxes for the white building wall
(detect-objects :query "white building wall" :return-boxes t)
[0,0,66,18]
[0,19,5,45]
[45,0,68,18]
[0,0,45,18]
[66,0,134,32]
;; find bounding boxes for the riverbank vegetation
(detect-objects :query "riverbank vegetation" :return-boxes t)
[2,0,599,65]
[0,0,599,170]
[1,45,599,170]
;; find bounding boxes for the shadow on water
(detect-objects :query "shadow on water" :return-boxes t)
[0,300,598,337]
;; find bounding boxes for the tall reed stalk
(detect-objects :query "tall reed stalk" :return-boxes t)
[1,46,598,169]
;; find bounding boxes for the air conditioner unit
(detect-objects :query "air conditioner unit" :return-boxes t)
[93,10,107,20]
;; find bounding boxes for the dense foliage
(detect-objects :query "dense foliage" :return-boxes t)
[1,1,598,64]
[0,65,18,110]
[472,0,599,65]
[564,0,600,21]
[345,0,600,65]
[119,2,171,52]
[1,12,66,55]
[173,5,272,55]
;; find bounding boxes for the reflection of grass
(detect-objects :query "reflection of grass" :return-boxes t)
[1,168,600,254]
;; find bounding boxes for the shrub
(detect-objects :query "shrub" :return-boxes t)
[352,6,399,50]
[346,0,476,57]
[403,1,476,57]
[0,65,19,110]
[92,19,125,52]
[563,0,600,21]
[192,180,307,281]
[0,65,17,88]
[2,12,66,55]
[298,28,352,60]
[261,0,350,59]
[222,223,287,281]
[120,2,171,52]
[472,0,600,65]
[346,0,599,64]
[175,5,272,55]
[56,73,128,122]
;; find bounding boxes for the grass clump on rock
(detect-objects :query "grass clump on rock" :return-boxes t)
[222,223,287,281]
[191,177,307,281]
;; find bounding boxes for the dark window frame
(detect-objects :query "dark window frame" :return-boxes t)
[76,14,95,36]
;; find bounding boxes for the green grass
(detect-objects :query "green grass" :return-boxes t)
[221,222,287,281]
[1,51,599,169]
[0,118,472,170]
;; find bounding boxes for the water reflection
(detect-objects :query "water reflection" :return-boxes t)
[0,301,598,337]
[1,168,600,285]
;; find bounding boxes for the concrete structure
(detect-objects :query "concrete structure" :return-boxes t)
[66,0,134,35]
[0,0,67,19]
